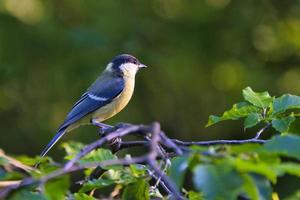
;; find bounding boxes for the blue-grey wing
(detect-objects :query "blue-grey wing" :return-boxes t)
[58,75,124,130]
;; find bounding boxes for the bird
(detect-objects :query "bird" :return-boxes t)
[39,54,147,158]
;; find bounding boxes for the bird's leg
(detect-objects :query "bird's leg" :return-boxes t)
[91,119,113,135]
[115,122,132,129]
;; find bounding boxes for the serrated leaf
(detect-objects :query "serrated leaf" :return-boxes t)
[264,135,300,160]
[271,115,295,133]
[244,113,263,129]
[193,164,243,200]
[122,179,150,200]
[74,193,96,200]
[206,102,261,127]
[44,176,69,200]
[79,179,115,192]
[242,87,273,108]
[273,94,300,114]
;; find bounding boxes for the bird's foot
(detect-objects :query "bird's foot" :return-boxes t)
[91,119,113,135]
[91,120,132,135]
[99,123,132,135]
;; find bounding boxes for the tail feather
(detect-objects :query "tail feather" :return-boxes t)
[40,126,68,158]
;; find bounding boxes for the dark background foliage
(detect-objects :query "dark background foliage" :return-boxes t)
[0,0,300,196]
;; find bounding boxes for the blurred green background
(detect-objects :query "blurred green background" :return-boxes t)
[1,0,300,159]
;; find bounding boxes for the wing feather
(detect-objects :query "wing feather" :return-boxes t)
[58,75,124,130]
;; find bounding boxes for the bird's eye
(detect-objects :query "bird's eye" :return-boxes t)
[133,59,138,64]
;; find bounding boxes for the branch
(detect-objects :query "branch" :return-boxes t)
[1,121,271,199]
[172,138,266,146]
[254,123,271,139]
[64,124,149,170]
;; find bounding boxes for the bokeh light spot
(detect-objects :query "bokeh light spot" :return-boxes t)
[4,0,44,25]
[253,25,277,53]
[212,61,245,91]
[278,68,300,94]
[152,0,183,19]
[206,0,231,9]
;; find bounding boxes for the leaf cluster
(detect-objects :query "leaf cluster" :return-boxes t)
[1,87,300,200]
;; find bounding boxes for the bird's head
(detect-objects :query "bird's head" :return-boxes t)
[105,54,147,77]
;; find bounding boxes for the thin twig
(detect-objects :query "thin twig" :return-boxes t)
[147,170,172,194]
[1,121,271,199]
[64,125,149,170]
[147,159,183,200]
[146,123,184,199]
[254,123,271,139]
[173,138,266,146]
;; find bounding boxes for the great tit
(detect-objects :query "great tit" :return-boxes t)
[39,54,147,157]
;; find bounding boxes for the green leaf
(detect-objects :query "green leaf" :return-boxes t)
[122,179,150,200]
[233,158,277,183]
[242,87,273,108]
[244,113,263,129]
[149,187,163,198]
[8,189,47,200]
[275,163,300,177]
[169,156,188,188]
[206,102,260,127]
[242,174,260,200]
[188,191,204,200]
[129,164,147,177]
[44,176,69,200]
[264,135,300,160]
[0,170,24,181]
[16,155,45,166]
[193,164,243,200]
[287,118,300,135]
[271,115,295,133]
[229,143,263,154]
[80,148,119,170]
[79,179,115,192]
[250,174,272,200]
[101,168,136,185]
[61,141,84,160]
[273,94,300,114]
[74,193,96,200]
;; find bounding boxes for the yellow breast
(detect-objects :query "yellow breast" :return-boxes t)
[92,76,135,122]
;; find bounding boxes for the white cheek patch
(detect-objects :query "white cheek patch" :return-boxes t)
[105,63,113,72]
[120,63,139,76]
